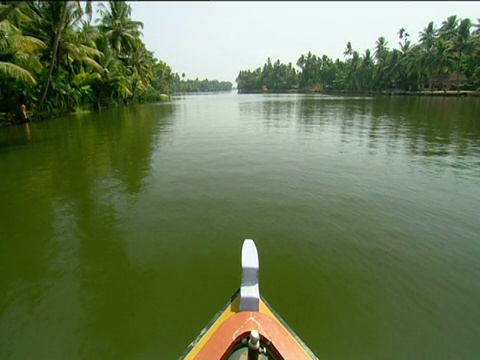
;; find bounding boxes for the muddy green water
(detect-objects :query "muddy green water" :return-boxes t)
[1,94,480,359]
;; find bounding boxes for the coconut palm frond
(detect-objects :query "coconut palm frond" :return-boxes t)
[63,42,82,60]
[8,49,28,63]
[82,56,103,74]
[117,82,132,97]
[0,18,20,34]
[73,71,101,86]
[5,34,46,52]
[26,55,43,73]
[0,61,36,85]
[78,44,103,58]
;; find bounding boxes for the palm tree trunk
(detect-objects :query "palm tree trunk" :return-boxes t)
[456,55,462,96]
[38,1,68,108]
[132,83,136,102]
[0,2,23,23]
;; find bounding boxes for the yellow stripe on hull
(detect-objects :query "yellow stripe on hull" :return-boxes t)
[182,292,316,359]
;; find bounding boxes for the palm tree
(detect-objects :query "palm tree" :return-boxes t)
[418,22,440,92]
[419,21,437,50]
[94,47,131,106]
[343,41,353,59]
[0,2,23,23]
[126,40,154,101]
[0,0,91,23]
[37,1,71,107]
[346,51,360,91]
[0,12,45,85]
[449,18,472,95]
[374,36,388,62]
[373,37,389,90]
[23,1,98,108]
[398,27,410,49]
[399,39,411,57]
[97,1,143,58]
[296,53,308,87]
[359,49,374,90]
[152,60,175,94]
[386,49,406,90]
[439,15,459,41]
[432,39,455,91]
[405,44,427,91]
[60,20,103,76]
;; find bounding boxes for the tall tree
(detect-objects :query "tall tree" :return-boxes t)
[439,15,459,41]
[433,39,455,91]
[419,21,437,50]
[418,22,440,91]
[97,1,143,57]
[450,18,472,94]
[374,37,389,90]
[38,1,69,108]
[343,41,353,59]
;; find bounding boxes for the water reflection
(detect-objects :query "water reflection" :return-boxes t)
[0,103,174,358]
[238,96,296,130]
[1,95,480,358]
[288,96,480,169]
[236,94,480,179]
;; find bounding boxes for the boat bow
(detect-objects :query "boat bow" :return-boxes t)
[180,239,318,360]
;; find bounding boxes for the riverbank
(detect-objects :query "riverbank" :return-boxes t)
[0,110,68,127]
[237,89,480,97]
[0,94,172,128]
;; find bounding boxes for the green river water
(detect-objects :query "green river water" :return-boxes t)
[1,93,479,359]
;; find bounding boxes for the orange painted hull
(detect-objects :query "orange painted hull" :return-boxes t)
[180,291,318,359]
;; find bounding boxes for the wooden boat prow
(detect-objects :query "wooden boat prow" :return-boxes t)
[180,239,318,359]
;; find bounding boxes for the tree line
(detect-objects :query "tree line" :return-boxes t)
[174,74,232,93]
[236,15,480,95]
[0,1,230,121]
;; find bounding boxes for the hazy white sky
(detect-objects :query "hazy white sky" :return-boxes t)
[94,2,478,84]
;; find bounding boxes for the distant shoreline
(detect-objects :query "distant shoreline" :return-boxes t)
[236,89,480,97]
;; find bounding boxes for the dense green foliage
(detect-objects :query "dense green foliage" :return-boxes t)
[173,76,232,93]
[236,58,298,92]
[0,1,229,119]
[236,15,480,94]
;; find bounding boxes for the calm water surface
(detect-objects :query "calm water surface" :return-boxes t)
[1,93,479,359]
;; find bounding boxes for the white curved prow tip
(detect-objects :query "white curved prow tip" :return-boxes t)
[240,239,260,312]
